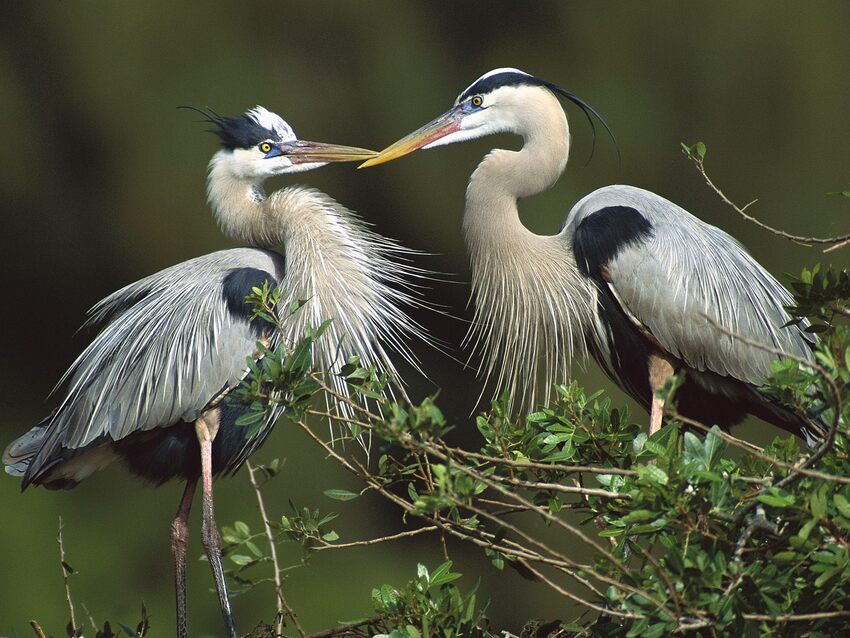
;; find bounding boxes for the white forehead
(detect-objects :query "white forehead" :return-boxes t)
[248,106,296,142]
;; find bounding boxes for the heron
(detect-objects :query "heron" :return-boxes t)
[4,106,427,638]
[362,68,823,443]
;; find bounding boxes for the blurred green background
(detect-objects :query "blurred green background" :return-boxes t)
[1,2,848,636]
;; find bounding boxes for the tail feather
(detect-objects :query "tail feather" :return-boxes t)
[3,422,49,479]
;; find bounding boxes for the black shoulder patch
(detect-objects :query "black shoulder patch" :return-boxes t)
[573,206,653,278]
[221,267,275,331]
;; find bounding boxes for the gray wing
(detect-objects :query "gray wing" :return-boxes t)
[565,185,813,385]
[29,248,285,473]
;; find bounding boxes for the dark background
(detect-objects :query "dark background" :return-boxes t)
[1,2,848,636]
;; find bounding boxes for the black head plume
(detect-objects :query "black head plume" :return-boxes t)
[459,69,619,165]
[178,105,282,150]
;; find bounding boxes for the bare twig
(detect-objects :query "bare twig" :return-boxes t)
[486,471,630,499]
[29,621,47,638]
[445,447,638,476]
[305,617,379,638]
[57,517,79,636]
[688,154,850,251]
[398,437,677,619]
[81,603,99,634]
[314,525,439,551]
[293,417,657,618]
[517,560,642,620]
[742,610,850,623]
[247,460,306,638]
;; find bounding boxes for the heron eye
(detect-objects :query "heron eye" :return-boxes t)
[471,95,483,107]
[259,142,273,154]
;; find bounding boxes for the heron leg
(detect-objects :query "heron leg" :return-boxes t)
[171,478,196,638]
[648,353,676,436]
[195,411,238,638]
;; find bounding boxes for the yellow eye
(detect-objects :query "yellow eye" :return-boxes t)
[259,142,272,154]
[471,95,483,107]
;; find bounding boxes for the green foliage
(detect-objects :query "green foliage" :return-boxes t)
[681,141,707,161]
[368,561,491,638]
[226,264,850,636]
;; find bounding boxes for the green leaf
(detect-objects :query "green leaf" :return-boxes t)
[622,509,656,525]
[814,565,842,588]
[229,554,252,566]
[798,517,817,541]
[758,489,796,508]
[323,489,360,501]
[638,464,669,485]
[834,494,850,518]
[235,410,264,427]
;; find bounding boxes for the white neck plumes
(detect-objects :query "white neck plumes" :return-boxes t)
[462,89,595,411]
[207,153,428,393]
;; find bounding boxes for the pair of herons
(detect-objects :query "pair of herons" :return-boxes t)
[3,69,822,637]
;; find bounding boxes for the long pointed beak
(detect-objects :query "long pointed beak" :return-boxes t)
[282,140,377,164]
[359,108,462,168]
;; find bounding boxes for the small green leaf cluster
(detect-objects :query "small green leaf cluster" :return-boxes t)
[231,294,332,431]
[681,141,707,161]
[369,561,491,638]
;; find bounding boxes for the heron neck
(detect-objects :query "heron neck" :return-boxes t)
[462,100,570,251]
[460,103,594,410]
[207,160,422,383]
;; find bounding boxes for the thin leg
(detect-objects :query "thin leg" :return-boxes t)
[171,478,197,638]
[195,412,238,638]
[649,393,665,437]
[648,353,676,436]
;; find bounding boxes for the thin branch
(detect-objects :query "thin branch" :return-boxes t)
[305,617,378,638]
[29,621,47,638]
[293,418,655,618]
[742,610,850,623]
[517,560,642,620]
[689,154,850,251]
[486,472,630,499]
[407,438,677,620]
[247,461,306,638]
[314,526,439,551]
[57,517,79,636]
[445,447,638,476]
[81,603,99,634]
[824,237,850,253]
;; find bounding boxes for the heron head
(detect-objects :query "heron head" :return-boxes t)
[360,68,613,168]
[189,106,375,179]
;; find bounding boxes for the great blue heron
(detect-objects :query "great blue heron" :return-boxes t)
[4,107,426,638]
[362,68,822,443]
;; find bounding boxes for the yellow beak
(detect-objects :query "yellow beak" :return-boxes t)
[359,109,462,168]
[282,140,377,164]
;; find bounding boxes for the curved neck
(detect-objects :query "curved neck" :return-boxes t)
[460,92,596,410]
[205,155,423,385]
[462,92,570,251]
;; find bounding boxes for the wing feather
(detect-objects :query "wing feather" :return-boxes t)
[26,248,284,479]
[567,185,813,385]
